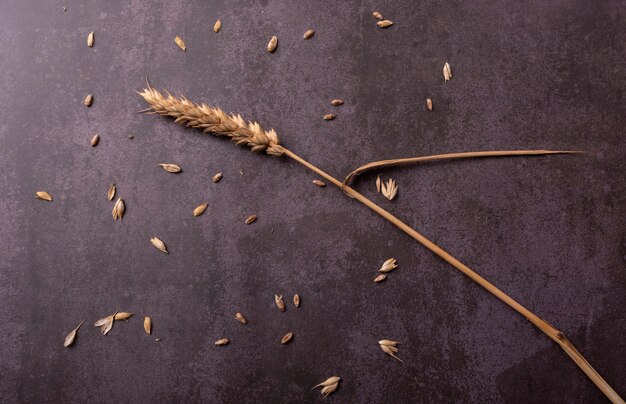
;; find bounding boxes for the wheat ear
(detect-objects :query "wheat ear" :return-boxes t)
[138,86,624,404]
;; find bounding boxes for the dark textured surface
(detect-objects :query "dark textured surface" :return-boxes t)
[0,0,624,402]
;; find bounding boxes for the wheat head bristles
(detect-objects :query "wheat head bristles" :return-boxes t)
[138,86,284,156]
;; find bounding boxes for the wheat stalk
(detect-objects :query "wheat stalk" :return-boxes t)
[138,86,624,403]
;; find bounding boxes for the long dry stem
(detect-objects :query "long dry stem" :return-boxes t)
[139,86,624,403]
[284,148,624,404]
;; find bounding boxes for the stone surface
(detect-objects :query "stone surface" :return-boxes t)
[0,0,624,402]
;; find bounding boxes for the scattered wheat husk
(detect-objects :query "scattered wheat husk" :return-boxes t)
[63,321,84,347]
[374,274,386,283]
[36,191,52,202]
[426,98,433,111]
[313,376,341,398]
[323,113,335,120]
[112,197,125,220]
[443,62,452,82]
[87,31,94,47]
[107,184,116,201]
[114,312,133,321]
[215,338,229,346]
[158,163,182,173]
[174,36,186,51]
[377,20,393,28]
[84,94,93,107]
[212,172,222,183]
[372,11,383,20]
[267,35,278,52]
[94,311,118,335]
[275,294,285,312]
[144,316,152,334]
[245,214,257,224]
[379,340,403,362]
[235,312,247,324]
[281,332,293,344]
[381,178,398,201]
[313,179,326,187]
[293,294,300,307]
[376,175,381,193]
[379,258,397,273]
[91,134,99,146]
[303,29,314,39]
[193,203,208,217]
[213,19,221,33]
[150,237,168,254]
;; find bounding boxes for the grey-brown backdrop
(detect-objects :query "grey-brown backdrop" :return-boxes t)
[0,0,624,402]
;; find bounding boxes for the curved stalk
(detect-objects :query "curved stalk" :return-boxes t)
[343,150,583,185]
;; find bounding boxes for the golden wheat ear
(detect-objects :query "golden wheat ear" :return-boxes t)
[139,86,623,404]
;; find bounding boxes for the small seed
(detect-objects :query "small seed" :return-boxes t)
[90,134,99,146]
[235,312,247,324]
[36,191,53,202]
[114,312,133,321]
[158,163,182,173]
[313,179,326,187]
[87,31,94,47]
[212,172,222,183]
[293,294,300,307]
[372,11,383,20]
[377,20,394,28]
[193,203,208,217]
[426,98,433,111]
[84,94,93,107]
[62,6,67,12]
[376,175,381,193]
[214,338,229,346]
[331,99,344,106]
[443,62,452,82]
[150,237,168,254]
[281,332,293,344]
[112,197,125,220]
[275,294,286,312]
[155,338,161,342]
[174,36,186,51]
[107,184,116,201]
[213,19,222,33]
[374,274,387,283]
[128,134,134,139]
[267,35,278,52]
[323,113,335,120]
[144,316,152,334]
[303,29,315,39]
[379,339,399,347]
[245,214,257,225]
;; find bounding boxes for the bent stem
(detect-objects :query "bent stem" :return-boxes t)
[343,150,583,185]
[283,148,624,404]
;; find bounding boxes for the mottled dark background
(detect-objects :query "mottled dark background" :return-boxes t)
[0,0,624,402]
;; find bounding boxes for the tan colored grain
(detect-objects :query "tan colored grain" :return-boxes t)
[36,191,53,201]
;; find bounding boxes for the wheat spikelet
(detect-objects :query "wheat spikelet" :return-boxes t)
[138,85,284,156]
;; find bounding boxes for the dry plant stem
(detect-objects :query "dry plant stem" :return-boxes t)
[344,150,583,185]
[282,148,624,404]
